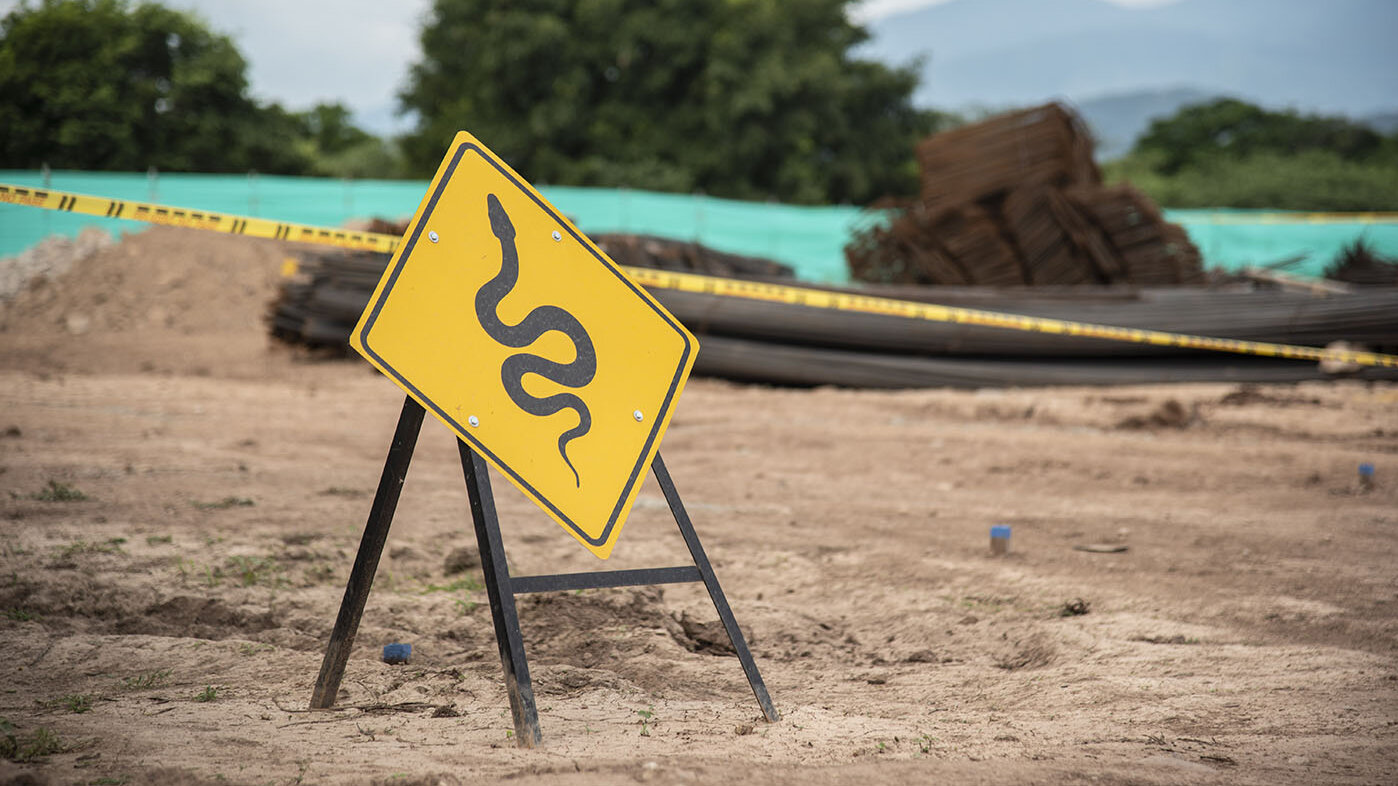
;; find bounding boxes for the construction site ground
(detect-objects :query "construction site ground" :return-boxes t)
[1,228,1395,785]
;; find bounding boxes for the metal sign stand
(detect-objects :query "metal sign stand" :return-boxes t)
[310,395,778,747]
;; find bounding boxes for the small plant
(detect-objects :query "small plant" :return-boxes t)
[420,577,483,594]
[453,598,478,616]
[33,480,87,502]
[119,669,172,690]
[4,608,38,622]
[0,718,65,762]
[319,486,365,498]
[194,685,219,702]
[146,534,173,545]
[62,694,93,714]
[56,538,126,558]
[226,555,284,587]
[637,707,654,737]
[305,564,336,584]
[194,497,254,510]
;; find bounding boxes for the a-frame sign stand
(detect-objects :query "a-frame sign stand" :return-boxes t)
[309,395,779,747]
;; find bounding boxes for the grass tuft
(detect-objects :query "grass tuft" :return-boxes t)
[33,480,87,502]
[194,497,254,510]
[118,669,172,690]
[0,717,66,762]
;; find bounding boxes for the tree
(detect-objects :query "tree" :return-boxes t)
[1134,98,1387,175]
[398,0,935,204]
[0,0,309,173]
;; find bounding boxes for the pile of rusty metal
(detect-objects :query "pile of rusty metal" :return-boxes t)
[847,103,1205,287]
[591,234,794,280]
[267,233,793,352]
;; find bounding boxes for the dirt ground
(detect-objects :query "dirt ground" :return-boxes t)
[1,227,1395,785]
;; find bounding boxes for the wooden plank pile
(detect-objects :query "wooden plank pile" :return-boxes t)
[847,103,1205,287]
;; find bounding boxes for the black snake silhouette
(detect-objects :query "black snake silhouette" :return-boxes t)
[476,194,596,487]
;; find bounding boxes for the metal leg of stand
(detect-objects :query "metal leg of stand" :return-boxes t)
[652,454,780,722]
[310,396,425,709]
[458,440,542,748]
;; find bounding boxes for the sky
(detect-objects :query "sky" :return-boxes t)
[0,0,1183,136]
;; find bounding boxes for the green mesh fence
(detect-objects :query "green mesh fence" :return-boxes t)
[2,170,1395,283]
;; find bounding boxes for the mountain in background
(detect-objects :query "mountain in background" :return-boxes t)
[1075,87,1221,159]
[862,0,1398,158]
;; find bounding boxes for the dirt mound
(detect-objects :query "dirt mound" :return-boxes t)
[0,226,300,377]
[1,226,284,338]
[0,227,114,301]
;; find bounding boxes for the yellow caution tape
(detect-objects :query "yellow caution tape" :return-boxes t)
[1176,211,1398,225]
[0,183,399,254]
[624,268,1398,369]
[4,182,1396,369]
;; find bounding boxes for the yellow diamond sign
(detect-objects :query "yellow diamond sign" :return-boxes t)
[351,132,697,559]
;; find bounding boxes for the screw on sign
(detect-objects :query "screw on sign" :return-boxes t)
[350,131,697,559]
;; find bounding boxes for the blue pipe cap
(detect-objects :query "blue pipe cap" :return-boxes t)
[1359,463,1375,478]
[382,643,412,665]
[990,525,1012,539]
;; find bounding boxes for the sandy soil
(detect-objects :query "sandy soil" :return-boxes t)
[1,227,1395,785]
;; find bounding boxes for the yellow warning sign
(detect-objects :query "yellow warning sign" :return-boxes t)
[350,132,697,559]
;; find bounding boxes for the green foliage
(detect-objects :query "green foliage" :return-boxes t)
[295,101,403,179]
[1105,148,1398,211]
[194,685,219,702]
[0,0,306,172]
[398,0,936,204]
[1136,98,1388,175]
[0,1,402,176]
[1108,98,1398,211]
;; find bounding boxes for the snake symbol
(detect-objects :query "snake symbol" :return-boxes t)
[476,194,596,487]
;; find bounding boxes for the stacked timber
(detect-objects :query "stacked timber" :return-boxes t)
[847,103,1204,287]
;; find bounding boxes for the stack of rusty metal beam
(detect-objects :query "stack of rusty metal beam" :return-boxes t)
[847,103,1205,287]
[591,234,794,280]
[915,104,1100,210]
[268,233,793,352]
[846,203,1021,286]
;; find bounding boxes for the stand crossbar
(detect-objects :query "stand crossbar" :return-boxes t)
[310,395,778,747]
[512,566,702,594]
